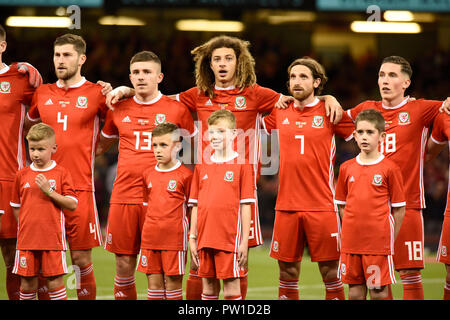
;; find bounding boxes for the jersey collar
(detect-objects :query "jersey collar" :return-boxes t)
[155,160,181,172]
[210,151,239,163]
[133,91,162,105]
[382,96,409,110]
[356,153,385,165]
[0,63,10,74]
[294,97,320,109]
[214,84,236,91]
[30,160,57,172]
[56,76,86,89]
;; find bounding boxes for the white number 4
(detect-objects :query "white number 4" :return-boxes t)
[89,222,97,240]
[57,112,68,131]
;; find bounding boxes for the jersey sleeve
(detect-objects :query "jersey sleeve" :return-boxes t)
[10,63,36,106]
[101,110,119,138]
[142,171,150,206]
[188,165,200,205]
[430,113,448,144]
[255,85,281,114]
[335,111,355,141]
[261,108,277,134]
[421,99,444,128]
[27,90,41,122]
[240,164,256,203]
[61,169,78,203]
[97,90,108,120]
[388,164,406,207]
[347,101,368,122]
[177,103,197,138]
[177,87,199,113]
[10,172,22,208]
[182,169,193,202]
[334,164,348,205]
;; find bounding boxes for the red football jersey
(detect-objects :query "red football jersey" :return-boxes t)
[102,93,196,204]
[10,161,77,250]
[27,78,108,191]
[188,153,256,253]
[177,84,280,168]
[262,99,354,211]
[347,98,442,209]
[141,161,193,251]
[430,112,450,217]
[0,64,35,181]
[335,154,406,255]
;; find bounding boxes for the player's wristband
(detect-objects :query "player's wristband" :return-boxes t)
[189,234,197,240]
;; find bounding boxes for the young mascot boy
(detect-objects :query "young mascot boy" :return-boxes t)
[10,123,77,300]
[189,109,255,300]
[137,122,193,300]
[335,109,406,300]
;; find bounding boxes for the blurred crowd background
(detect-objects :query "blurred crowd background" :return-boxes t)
[2,4,449,251]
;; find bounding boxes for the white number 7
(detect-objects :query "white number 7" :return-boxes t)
[295,135,304,154]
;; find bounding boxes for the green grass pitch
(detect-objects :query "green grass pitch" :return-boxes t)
[0,245,446,300]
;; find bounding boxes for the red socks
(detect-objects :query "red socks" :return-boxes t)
[444,281,450,300]
[6,265,20,300]
[77,263,96,300]
[278,278,299,300]
[186,272,203,300]
[114,275,137,300]
[324,278,346,300]
[48,285,67,300]
[400,272,424,300]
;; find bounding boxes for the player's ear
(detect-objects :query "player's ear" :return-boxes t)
[402,78,411,91]
[379,131,386,141]
[78,54,87,67]
[313,78,321,89]
[52,144,57,154]
[0,40,6,54]
[157,72,164,84]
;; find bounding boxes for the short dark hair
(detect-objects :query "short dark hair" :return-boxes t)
[130,51,161,67]
[355,109,385,133]
[287,57,328,95]
[0,24,6,41]
[382,56,412,79]
[54,33,86,55]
